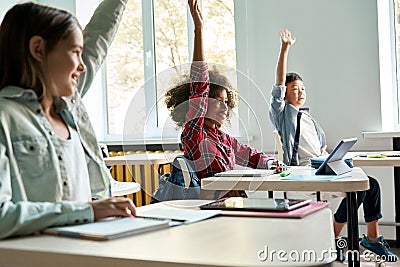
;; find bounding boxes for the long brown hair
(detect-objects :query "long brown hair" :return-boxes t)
[0,2,81,99]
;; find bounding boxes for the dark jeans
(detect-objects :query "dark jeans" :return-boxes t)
[334,176,382,223]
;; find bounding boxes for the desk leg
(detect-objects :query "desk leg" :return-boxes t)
[393,137,400,247]
[346,192,360,267]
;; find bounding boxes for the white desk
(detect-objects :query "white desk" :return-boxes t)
[201,166,369,267]
[347,151,400,167]
[0,200,335,267]
[348,151,400,247]
[358,133,400,247]
[201,166,369,192]
[104,152,181,166]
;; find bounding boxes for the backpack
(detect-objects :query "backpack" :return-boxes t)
[150,155,200,204]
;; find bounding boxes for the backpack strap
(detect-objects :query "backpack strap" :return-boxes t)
[176,157,191,189]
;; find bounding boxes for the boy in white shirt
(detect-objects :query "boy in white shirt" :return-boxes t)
[269,29,397,262]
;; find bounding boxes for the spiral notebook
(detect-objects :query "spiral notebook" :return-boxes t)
[43,217,170,241]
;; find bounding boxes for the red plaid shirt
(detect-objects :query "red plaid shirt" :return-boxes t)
[181,63,275,179]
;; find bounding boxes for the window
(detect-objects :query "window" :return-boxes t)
[105,0,145,137]
[104,0,236,141]
[394,0,400,127]
[378,0,399,130]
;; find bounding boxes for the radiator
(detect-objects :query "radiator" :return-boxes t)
[109,151,173,207]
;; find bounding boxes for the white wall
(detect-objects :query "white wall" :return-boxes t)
[236,0,391,152]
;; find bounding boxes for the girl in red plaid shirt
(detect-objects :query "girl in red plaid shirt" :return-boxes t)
[165,0,281,182]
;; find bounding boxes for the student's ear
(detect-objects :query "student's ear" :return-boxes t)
[29,35,46,62]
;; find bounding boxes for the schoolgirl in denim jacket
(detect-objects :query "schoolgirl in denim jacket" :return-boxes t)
[0,0,135,240]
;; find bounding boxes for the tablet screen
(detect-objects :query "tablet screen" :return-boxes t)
[200,197,311,212]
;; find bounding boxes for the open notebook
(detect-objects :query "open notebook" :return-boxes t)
[43,217,170,241]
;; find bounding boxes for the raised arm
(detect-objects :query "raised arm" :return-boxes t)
[188,0,204,62]
[77,0,128,97]
[275,29,296,86]
[270,30,297,130]
[182,0,209,146]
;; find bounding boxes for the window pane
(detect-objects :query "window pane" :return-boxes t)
[202,0,236,70]
[154,0,189,130]
[105,0,237,138]
[203,0,238,136]
[395,0,400,124]
[105,0,144,135]
[155,0,237,132]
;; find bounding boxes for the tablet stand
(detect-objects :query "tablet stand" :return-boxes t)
[314,137,357,176]
[324,160,352,175]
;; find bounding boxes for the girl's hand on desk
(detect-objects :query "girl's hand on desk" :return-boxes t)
[90,198,136,221]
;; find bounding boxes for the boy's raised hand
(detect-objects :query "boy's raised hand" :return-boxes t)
[280,29,296,47]
[188,0,203,28]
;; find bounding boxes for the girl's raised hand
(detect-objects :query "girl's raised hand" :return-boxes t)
[188,0,203,28]
[280,29,296,47]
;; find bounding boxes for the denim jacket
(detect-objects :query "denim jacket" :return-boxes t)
[269,85,326,165]
[0,0,127,239]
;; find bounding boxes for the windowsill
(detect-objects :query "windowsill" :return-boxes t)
[362,131,400,138]
[99,135,254,146]
[101,137,180,146]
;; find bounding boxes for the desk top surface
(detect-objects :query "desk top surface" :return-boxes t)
[201,166,369,192]
[0,200,335,267]
[104,152,182,166]
[347,151,400,167]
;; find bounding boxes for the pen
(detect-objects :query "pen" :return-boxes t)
[137,216,186,223]
[367,154,386,158]
[280,169,291,177]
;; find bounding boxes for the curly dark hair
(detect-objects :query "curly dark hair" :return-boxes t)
[164,68,238,128]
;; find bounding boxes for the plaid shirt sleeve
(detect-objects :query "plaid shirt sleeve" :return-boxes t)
[181,62,209,159]
[230,136,276,169]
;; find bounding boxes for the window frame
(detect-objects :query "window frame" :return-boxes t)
[379,0,400,131]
